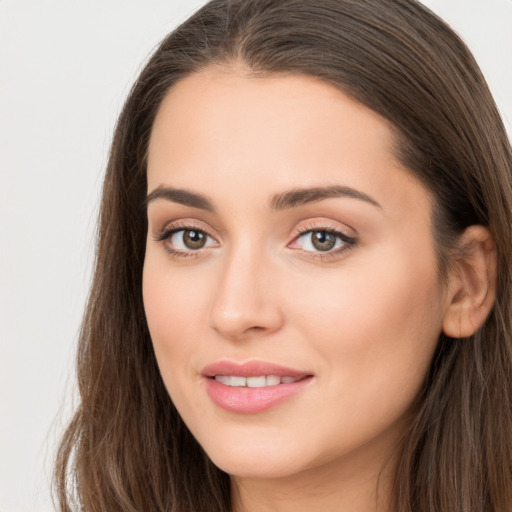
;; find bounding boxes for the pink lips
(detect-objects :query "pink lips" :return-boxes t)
[202,360,313,414]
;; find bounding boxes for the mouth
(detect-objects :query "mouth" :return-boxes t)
[212,374,304,387]
[202,361,314,414]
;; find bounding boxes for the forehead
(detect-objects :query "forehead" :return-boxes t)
[149,67,396,159]
[147,67,429,221]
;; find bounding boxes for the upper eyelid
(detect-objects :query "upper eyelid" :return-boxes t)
[293,219,356,238]
[291,227,356,246]
[295,225,346,235]
[290,226,357,260]
[156,228,219,250]
[153,218,356,243]
[155,225,218,256]
[154,219,219,239]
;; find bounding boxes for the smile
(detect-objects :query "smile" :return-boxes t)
[202,361,314,414]
[213,375,302,387]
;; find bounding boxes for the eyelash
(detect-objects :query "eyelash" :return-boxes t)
[292,225,357,260]
[154,223,217,258]
[154,222,357,260]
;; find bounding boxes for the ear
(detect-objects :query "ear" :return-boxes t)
[442,225,497,338]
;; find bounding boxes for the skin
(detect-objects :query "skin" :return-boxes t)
[142,66,492,512]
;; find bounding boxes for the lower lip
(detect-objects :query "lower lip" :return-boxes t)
[204,377,313,414]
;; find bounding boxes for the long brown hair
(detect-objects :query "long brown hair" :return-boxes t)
[54,1,512,511]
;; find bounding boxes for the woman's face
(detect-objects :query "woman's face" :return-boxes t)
[143,68,449,480]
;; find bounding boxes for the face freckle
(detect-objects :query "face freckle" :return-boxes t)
[142,67,447,487]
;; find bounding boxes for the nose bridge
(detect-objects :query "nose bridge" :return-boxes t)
[209,237,283,340]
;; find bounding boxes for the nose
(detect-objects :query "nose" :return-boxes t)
[209,245,284,341]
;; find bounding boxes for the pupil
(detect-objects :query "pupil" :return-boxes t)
[184,230,206,249]
[312,231,336,251]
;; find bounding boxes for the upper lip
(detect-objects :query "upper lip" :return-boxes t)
[201,360,312,378]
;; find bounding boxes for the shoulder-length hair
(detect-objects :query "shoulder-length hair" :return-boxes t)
[54,1,512,511]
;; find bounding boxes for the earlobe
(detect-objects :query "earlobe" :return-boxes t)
[442,225,497,338]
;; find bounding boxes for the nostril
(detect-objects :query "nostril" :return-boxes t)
[209,282,285,340]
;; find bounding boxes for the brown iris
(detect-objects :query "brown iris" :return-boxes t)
[183,230,207,249]
[311,231,336,251]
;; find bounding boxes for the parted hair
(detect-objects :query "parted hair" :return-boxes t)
[54,1,512,511]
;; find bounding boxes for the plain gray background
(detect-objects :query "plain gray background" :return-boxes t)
[1,1,511,511]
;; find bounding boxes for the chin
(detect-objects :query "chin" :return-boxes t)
[209,451,305,480]
[196,429,314,479]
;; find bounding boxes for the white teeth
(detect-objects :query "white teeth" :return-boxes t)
[230,376,247,387]
[214,375,231,385]
[281,376,300,384]
[266,375,281,386]
[214,375,300,387]
[247,376,267,388]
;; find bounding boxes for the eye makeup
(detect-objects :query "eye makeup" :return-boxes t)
[290,225,357,260]
[152,217,357,262]
[153,222,219,258]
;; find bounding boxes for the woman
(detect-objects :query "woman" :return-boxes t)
[54,0,512,511]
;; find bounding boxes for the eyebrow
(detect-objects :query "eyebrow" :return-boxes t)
[144,184,381,212]
[145,186,215,211]
[270,185,381,210]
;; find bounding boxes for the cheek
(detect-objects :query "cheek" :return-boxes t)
[142,252,209,381]
[288,248,444,403]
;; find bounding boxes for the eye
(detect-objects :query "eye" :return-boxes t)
[155,226,218,256]
[291,229,356,254]
[169,229,212,250]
